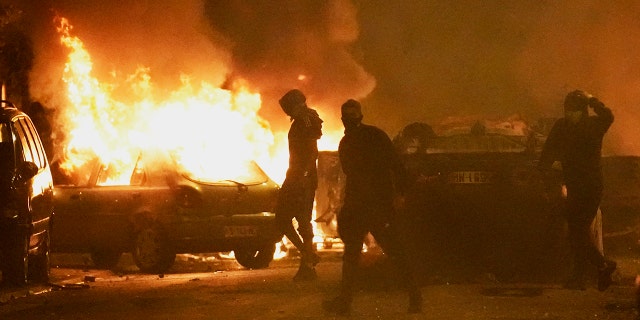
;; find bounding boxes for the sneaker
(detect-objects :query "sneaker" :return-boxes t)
[408,292,423,313]
[322,296,351,316]
[293,265,317,282]
[598,260,617,292]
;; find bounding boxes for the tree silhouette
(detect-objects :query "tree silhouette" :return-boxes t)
[0,5,33,108]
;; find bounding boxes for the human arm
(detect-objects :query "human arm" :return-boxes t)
[588,97,614,135]
[538,119,562,171]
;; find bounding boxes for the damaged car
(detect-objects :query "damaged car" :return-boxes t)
[51,151,282,273]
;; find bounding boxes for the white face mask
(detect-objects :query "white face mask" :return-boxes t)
[565,110,583,124]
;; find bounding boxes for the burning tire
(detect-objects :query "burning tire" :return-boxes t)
[90,248,121,269]
[132,224,175,273]
[233,243,276,269]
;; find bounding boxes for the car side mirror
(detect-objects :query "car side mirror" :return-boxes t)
[17,161,38,182]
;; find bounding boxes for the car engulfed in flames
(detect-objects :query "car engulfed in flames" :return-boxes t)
[51,151,282,273]
[38,16,362,273]
[42,17,294,273]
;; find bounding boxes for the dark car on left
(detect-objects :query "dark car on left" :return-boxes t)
[0,100,54,286]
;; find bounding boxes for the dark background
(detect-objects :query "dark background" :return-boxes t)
[0,1,638,155]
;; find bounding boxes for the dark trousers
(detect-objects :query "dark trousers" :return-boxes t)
[275,180,316,248]
[337,208,420,302]
[565,189,606,279]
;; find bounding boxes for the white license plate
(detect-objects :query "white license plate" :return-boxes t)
[449,171,493,184]
[224,226,258,238]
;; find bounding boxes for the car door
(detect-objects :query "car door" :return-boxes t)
[53,162,163,252]
[12,117,53,231]
[173,180,241,243]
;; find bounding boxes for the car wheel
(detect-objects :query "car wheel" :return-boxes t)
[234,243,276,269]
[28,230,50,283]
[90,249,122,269]
[132,224,175,274]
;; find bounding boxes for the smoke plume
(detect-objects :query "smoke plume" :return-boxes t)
[355,1,640,155]
[5,0,640,154]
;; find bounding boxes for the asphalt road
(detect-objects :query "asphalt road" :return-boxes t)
[0,248,639,320]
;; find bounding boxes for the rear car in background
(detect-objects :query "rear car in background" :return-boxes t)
[397,121,568,280]
[384,120,568,280]
[397,121,567,280]
[0,101,54,285]
[52,152,282,273]
[600,155,640,254]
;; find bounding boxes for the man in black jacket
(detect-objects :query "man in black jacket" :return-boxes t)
[539,89,616,291]
[322,99,422,315]
[276,89,323,281]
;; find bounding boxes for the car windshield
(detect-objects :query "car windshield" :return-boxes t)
[426,134,528,154]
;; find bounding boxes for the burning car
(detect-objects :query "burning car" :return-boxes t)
[51,151,282,273]
[0,101,54,285]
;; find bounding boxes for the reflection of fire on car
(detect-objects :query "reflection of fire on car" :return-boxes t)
[51,151,282,273]
[0,100,54,285]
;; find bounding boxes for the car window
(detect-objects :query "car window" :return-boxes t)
[13,118,37,165]
[129,158,146,186]
[21,118,47,168]
[96,162,137,186]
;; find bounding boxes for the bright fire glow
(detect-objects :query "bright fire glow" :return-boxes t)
[55,17,279,184]
[54,17,343,259]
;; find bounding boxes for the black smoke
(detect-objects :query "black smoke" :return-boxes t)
[3,0,640,154]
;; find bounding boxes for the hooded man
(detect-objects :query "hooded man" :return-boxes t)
[322,99,422,315]
[276,89,323,281]
[539,89,616,291]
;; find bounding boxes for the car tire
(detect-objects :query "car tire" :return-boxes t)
[132,224,175,274]
[90,249,122,269]
[234,243,276,269]
[28,230,50,283]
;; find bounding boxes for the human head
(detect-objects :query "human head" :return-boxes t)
[564,90,590,124]
[279,89,307,118]
[341,99,363,130]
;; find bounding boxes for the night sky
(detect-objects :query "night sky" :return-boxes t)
[6,0,640,155]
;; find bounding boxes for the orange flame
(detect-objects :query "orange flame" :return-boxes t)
[53,17,343,255]
[55,17,282,183]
